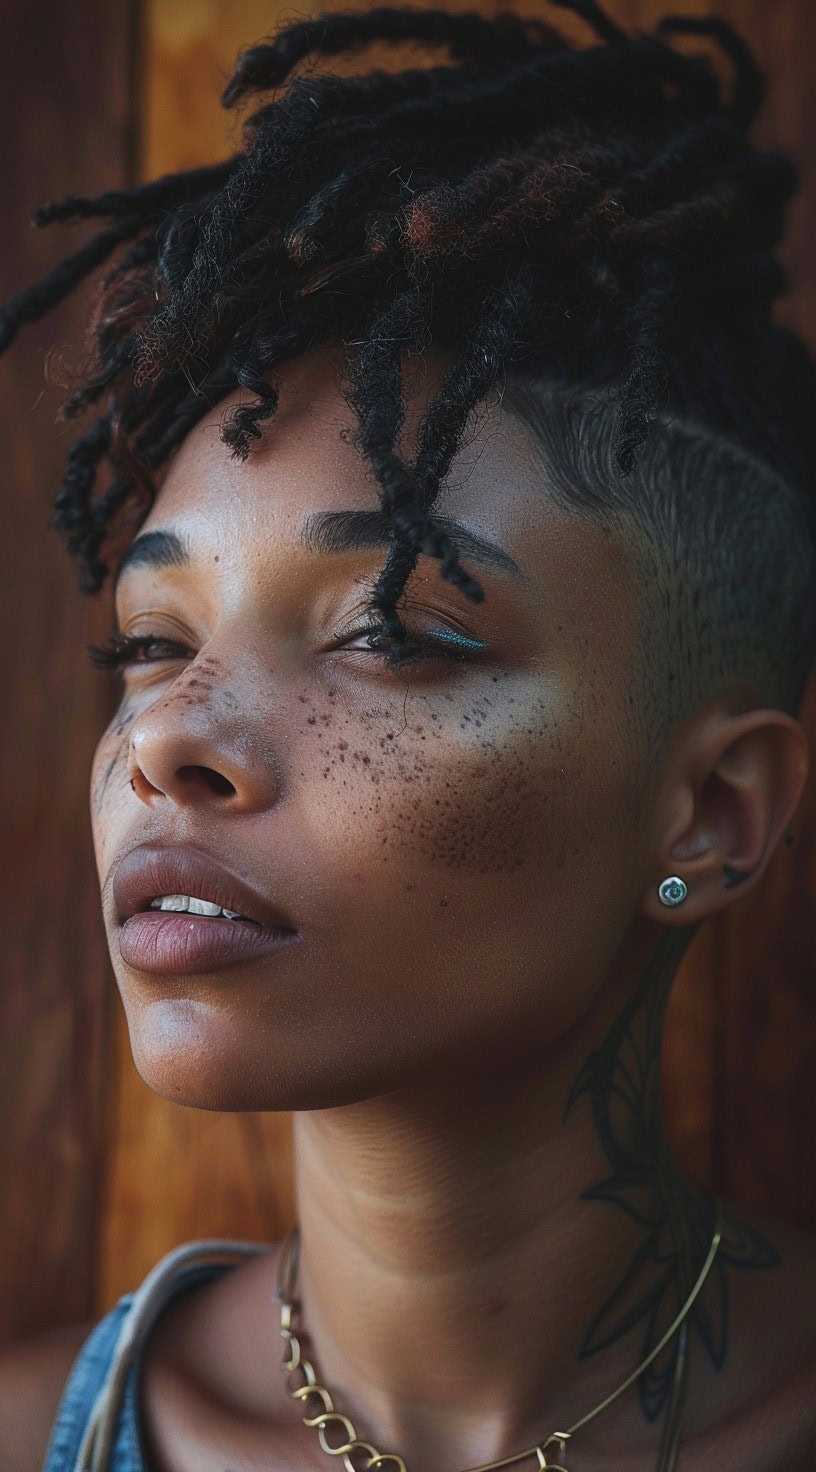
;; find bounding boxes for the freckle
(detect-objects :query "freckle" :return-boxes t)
[307,716,317,725]
[214,555,219,562]
[338,741,348,751]
[440,897,449,907]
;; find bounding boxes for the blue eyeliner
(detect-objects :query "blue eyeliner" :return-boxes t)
[427,629,489,652]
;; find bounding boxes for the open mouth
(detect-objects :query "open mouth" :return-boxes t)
[145,894,260,924]
[112,845,300,972]
[119,899,299,974]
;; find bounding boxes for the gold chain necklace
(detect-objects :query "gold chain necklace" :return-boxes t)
[274,1198,723,1472]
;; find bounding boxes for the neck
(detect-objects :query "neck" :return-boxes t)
[288,925,712,1472]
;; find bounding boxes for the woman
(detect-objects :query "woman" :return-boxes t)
[1,3,815,1468]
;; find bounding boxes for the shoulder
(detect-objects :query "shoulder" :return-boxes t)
[0,1241,273,1472]
[0,1318,96,1472]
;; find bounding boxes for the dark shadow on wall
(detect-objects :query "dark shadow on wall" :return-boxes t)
[0,0,140,1344]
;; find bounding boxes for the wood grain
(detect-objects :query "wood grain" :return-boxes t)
[97,1010,295,1313]
[0,1,136,1343]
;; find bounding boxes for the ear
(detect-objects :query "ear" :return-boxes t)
[640,704,810,925]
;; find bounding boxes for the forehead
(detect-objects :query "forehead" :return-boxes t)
[145,348,541,533]
[124,347,636,639]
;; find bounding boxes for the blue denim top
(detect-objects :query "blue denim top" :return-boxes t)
[41,1240,269,1472]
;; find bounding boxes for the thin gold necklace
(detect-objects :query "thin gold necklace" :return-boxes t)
[274,1198,724,1472]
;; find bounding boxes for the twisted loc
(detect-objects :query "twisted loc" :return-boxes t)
[0,0,809,651]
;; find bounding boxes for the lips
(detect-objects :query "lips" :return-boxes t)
[112,844,295,932]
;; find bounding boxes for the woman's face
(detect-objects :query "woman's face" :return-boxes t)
[90,348,655,1110]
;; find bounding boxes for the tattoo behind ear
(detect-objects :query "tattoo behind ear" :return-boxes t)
[723,864,752,888]
[566,927,781,1427]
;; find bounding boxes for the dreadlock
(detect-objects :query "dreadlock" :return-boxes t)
[4,1,816,740]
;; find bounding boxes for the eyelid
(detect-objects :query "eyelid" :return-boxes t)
[337,617,490,655]
[117,609,197,641]
[336,594,487,643]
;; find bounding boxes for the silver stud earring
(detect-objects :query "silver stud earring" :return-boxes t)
[658,875,688,907]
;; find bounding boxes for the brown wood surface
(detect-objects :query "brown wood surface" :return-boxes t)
[0,2,138,1343]
[10,0,809,1314]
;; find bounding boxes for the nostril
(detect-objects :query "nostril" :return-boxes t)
[177,765,236,796]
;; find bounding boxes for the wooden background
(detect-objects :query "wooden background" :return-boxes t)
[0,0,137,1346]
[3,0,816,1342]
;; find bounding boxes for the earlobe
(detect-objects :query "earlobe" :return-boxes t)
[640,705,810,926]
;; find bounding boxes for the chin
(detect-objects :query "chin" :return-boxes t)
[122,994,409,1113]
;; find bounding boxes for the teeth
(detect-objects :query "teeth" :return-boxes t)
[187,897,224,917]
[147,894,248,920]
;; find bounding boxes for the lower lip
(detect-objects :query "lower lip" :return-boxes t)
[118,912,300,974]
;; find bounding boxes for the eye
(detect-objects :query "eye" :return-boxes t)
[85,632,195,672]
[85,622,490,676]
[342,622,489,671]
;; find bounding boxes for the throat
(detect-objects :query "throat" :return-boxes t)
[286,1064,680,1471]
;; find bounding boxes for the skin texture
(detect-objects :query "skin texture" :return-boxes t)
[94,349,653,1112]
[88,346,816,1471]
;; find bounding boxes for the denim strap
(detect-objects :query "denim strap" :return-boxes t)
[71,1239,268,1472]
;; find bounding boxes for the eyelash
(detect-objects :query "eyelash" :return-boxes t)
[85,624,489,676]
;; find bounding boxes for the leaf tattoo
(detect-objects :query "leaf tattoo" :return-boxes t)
[566,927,781,1423]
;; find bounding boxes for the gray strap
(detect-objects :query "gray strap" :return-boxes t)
[72,1239,269,1472]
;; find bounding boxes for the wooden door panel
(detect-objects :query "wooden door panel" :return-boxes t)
[0,0,135,1343]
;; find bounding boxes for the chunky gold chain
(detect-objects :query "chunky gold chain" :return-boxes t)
[274,1200,723,1472]
[277,1289,408,1472]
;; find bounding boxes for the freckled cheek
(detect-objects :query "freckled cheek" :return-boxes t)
[89,712,136,854]
[292,690,566,878]
[292,676,637,901]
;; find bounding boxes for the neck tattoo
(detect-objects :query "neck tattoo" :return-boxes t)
[272,933,778,1470]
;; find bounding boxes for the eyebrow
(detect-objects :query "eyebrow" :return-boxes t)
[113,528,190,594]
[112,510,526,592]
[300,509,526,580]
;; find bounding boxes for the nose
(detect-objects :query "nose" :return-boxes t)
[126,678,280,813]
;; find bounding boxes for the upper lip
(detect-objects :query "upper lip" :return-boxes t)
[112,845,296,930]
